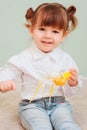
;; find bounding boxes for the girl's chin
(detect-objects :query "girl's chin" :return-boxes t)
[40,48,52,53]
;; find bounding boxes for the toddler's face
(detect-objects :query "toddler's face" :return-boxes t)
[30,26,66,53]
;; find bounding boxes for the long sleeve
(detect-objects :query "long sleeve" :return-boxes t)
[0,63,22,83]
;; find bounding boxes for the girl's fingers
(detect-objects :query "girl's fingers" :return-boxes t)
[68,68,78,86]
[0,80,16,92]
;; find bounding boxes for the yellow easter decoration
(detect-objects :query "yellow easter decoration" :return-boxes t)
[30,71,71,102]
[53,72,71,86]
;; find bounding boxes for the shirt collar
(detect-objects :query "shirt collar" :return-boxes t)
[30,43,61,62]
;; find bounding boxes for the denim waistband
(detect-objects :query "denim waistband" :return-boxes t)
[22,96,65,104]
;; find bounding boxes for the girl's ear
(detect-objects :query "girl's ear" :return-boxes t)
[29,26,34,36]
[61,31,69,42]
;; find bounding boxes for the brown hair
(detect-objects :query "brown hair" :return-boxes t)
[25,3,78,33]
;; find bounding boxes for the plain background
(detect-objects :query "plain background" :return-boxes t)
[0,0,87,76]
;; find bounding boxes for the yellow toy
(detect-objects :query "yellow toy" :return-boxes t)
[30,72,71,102]
[53,72,71,86]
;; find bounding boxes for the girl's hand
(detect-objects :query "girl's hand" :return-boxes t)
[0,80,16,92]
[68,68,78,87]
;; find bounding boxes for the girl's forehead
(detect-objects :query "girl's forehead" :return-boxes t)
[35,21,64,30]
[34,25,63,31]
[37,25,60,29]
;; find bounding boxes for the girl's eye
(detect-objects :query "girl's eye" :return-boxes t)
[53,30,59,33]
[38,28,45,31]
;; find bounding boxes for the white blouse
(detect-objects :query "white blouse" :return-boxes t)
[0,43,79,100]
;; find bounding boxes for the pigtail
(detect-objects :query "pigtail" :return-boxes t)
[67,6,78,31]
[25,8,34,28]
[25,8,34,20]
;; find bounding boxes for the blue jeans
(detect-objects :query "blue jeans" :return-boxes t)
[19,97,81,130]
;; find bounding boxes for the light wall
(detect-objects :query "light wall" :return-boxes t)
[0,0,87,76]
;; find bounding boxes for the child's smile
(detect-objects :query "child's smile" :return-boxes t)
[31,26,65,53]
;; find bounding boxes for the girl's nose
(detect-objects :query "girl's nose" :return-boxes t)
[44,31,51,39]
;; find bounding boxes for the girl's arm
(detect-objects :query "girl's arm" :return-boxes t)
[0,64,22,92]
